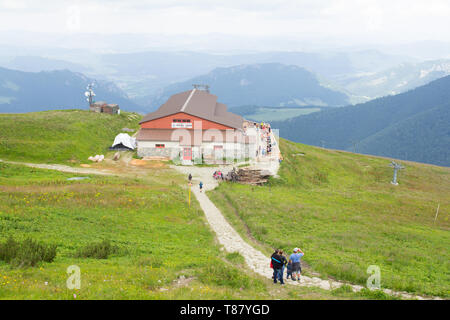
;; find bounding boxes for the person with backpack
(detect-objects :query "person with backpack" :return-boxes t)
[289,248,304,281]
[199,181,203,193]
[279,249,288,280]
[270,249,286,285]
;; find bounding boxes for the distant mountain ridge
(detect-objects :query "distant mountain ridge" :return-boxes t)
[338,59,450,99]
[272,75,450,167]
[144,63,349,111]
[0,67,140,113]
[4,56,89,74]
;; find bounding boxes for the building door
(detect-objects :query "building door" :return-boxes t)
[214,145,223,160]
[183,148,192,160]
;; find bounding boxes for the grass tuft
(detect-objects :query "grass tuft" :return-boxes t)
[74,240,119,259]
[0,236,57,268]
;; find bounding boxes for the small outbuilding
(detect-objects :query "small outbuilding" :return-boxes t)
[90,101,120,114]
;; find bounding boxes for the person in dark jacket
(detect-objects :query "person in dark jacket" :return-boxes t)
[279,250,288,279]
[270,250,286,285]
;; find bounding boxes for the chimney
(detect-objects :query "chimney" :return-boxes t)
[192,84,210,93]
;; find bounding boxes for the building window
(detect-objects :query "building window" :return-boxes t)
[155,144,165,148]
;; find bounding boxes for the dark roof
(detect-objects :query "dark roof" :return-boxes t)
[92,101,107,106]
[139,89,243,130]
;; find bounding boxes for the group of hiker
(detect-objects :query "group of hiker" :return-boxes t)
[255,123,274,157]
[188,173,204,193]
[270,248,304,285]
[213,170,224,180]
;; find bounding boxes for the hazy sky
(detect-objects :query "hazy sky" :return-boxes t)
[0,0,449,47]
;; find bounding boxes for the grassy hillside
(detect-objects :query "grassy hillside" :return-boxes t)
[0,162,388,300]
[209,139,450,297]
[0,110,141,164]
[0,162,262,299]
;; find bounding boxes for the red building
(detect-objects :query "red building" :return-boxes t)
[136,87,255,164]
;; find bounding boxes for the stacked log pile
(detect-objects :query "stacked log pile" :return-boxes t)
[226,168,272,185]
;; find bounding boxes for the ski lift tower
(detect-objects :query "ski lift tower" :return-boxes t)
[389,161,405,185]
[84,83,96,107]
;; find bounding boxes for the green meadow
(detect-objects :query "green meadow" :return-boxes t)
[0,110,448,299]
[0,162,264,299]
[0,162,388,300]
[209,139,450,298]
[0,110,141,164]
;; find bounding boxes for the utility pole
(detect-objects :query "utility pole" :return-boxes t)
[434,204,440,225]
[351,140,359,153]
[188,182,192,208]
[389,161,405,185]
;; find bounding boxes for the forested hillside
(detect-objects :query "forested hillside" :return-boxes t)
[272,75,450,166]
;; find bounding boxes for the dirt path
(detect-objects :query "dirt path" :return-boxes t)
[172,156,441,300]
[0,159,115,176]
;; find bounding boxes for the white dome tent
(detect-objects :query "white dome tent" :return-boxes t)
[110,133,136,150]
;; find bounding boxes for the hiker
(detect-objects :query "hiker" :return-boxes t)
[289,248,304,281]
[270,249,286,285]
[188,173,192,183]
[286,260,293,279]
[279,250,288,279]
[199,181,203,193]
[270,249,276,279]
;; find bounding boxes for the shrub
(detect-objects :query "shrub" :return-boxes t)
[0,236,57,267]
[75,240,119,259]
[331,284,354,296]
[359,288,400,300]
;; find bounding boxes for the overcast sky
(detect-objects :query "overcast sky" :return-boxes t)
[0,0,449,49]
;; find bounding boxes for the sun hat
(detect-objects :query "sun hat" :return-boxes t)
[293,248,299,252]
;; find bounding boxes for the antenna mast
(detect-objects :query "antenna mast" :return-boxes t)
[84,83,96,107]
